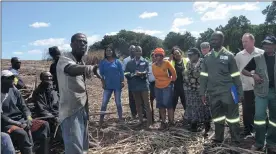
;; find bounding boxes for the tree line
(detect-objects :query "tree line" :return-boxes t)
[89,2,276,58]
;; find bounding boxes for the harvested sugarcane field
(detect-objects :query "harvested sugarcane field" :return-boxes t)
[1,55,264,154]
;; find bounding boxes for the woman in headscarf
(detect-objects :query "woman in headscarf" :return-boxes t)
[183,48,211,136]
[152,48,177,129]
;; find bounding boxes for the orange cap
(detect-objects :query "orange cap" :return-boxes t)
[154,48,165,56]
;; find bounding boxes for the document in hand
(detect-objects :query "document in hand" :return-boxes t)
[231,85,239,104]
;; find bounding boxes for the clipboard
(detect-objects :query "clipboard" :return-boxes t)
[231,85,239,104]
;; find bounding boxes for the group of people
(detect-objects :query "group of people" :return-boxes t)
[1,31,275,154]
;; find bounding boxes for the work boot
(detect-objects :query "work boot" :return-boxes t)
[203,122,211,137]
[38,137,50,154]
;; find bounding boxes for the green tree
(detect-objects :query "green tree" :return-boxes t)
[262,1,276,25]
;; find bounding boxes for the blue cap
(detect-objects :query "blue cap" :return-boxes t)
[262,35,276,45]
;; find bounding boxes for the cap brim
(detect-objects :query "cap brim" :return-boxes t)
[262,40,274,44]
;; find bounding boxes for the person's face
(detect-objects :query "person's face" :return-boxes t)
[188,53,198,62]
[201,47,210,56]
[1,76,15,88]
[135,48,142,58]
[173,50,182,61]
[105,48,113,57]
[12,62,21,70]
[41,73,53,86]
[71,34,88,58]
[263,44,275,53]
[211,34,223,49]
[242,36,255,51]
[151,54,156,62]
[155,54,164,62]
[129,46,136,57]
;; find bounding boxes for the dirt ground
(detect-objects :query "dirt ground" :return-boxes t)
[1,59,263,154]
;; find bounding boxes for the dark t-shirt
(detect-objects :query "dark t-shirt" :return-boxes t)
[244,54,275,88]
[174,60,184,86]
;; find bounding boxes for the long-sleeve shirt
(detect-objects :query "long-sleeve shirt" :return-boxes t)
[122,56,132,71]
[152,60,177,89]
[1,87,31,127]
[148,62,155,82]
[50,62,59,92]
[235,47,264,91]
[8,68,25,90]
[32,83,59,117]
[99,59,124,90]
[124,57,149,91]
[199,47,243,99]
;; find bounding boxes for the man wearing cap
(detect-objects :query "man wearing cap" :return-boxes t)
[1,70,51,154]
[235,33,264,137]
[32,72,61,140]
[49,46,61,92]
[242,35,276,152]
[9,57,26,90]
[200,31,243,145]
[200,42,211,57]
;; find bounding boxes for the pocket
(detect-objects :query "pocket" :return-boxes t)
[219,60,229,74]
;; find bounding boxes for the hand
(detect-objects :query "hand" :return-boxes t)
[201,95,207,105]
[25,119,32,130]
[121,82,125,88]
[135,71,142,76]
[252,74,263,84]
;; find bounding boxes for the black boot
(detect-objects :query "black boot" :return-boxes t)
[203,122,211,137]
[190,122,198,132]
[38,137,50,154]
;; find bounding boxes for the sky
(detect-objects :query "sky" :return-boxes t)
[2,2,271,60]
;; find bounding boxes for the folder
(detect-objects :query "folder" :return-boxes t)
[231,85,239,104]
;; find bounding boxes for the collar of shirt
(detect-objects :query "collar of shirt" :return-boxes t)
[241,47,261,56]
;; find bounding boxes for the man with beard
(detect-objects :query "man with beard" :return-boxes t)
[32,72,61,140]
[1,70,50,154]
[49,46,61,92]
[9,57,26,89]
[56,33,98,154]
[200,31,243,145]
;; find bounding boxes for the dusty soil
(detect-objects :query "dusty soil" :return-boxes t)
[1,58,262,154]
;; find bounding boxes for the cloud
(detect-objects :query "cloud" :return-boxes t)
[87,35,101,45]
[191,31,204,38]
[171,17,193,33]
[174,12,184,17]
[105,32,118,36]
[30,38,66,46]
[13,51,23,55]
[139,12,158,19]
[28,49,42,54]
[132,28,162,35]
[58,44,71,51]
[193,2,219,14]
[201,2,259,21]
[29,22,51,28]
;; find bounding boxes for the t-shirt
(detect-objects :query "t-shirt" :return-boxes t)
[244,54,275,88]
[174,60,184,86]
[152,60,177,89]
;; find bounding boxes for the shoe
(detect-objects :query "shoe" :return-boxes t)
[168,121,175,127]
[159,122,167,130]
[251,145,264,151]
[240,131,252,138]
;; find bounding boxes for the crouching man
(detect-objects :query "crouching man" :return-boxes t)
[32,72,61,140]
[1,70,50,154]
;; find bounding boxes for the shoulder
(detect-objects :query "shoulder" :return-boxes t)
[10,87,21,96]
[254,47,265,54]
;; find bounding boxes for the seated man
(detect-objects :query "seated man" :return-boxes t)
[32,72,60,139]
[1,132,15,154]
[1,70,50,154]
[9,57,26,89]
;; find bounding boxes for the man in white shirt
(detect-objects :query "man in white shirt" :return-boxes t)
[235,33,264,137]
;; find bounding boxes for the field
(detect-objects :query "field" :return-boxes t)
[1,52,263,154]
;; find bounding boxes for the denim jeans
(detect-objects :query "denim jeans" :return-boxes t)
[155,84,174,109]
[1,132,15,154]
[100,89,123,120]
[61,107,89,154]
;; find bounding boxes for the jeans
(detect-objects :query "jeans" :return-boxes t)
[61,107,89,154]
[1,132,15,154]
[254,88,276,148]
[100,89,123,120]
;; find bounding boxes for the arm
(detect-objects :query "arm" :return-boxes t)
[229,55,243,98]
[242,58,256,77]
[199,58,208,96]
[122,58,127,71]
[15,90,32,120]
[234,54,241,71]
[1,114,22,126]
[167,61,177,81]
[124,61,135,79]
[117,60,125,82]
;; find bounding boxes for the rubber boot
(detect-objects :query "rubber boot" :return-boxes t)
[38,137,50,154]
